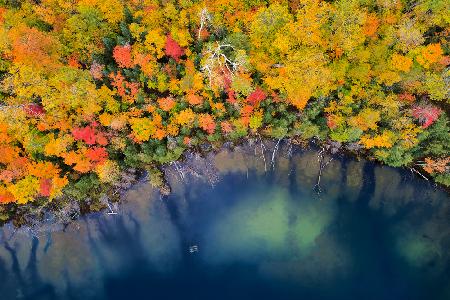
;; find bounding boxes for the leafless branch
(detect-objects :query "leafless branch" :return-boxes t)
[271,138,282,170]
[198,8,212,39]
[172,161,185,181]
[201,42,241,87]
[258,134,267,172]
[410,167,429,181]
[314,147,333,194]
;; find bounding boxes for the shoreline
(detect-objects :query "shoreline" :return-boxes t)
[0,135,446,230]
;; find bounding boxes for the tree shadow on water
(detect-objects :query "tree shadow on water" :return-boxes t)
[2,236,57,300]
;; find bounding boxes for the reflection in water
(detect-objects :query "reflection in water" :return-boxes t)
[0,186,183,299]
[370,166,416,215]
[0,144,449,300]
[344,161,364,202]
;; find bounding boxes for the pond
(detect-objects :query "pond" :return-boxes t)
[0,144,449,300]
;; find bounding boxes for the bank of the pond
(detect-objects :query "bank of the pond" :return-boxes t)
[0,137,447,228]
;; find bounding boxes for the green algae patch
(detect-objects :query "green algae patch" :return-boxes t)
[202,187,291,263]
[291,199,335,256]
[396,233,439,268]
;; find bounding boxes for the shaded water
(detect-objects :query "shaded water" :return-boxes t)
[0,145,449,300]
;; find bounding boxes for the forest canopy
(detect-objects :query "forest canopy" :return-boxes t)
[0,0,448,208]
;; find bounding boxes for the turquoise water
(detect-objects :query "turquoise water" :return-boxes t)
[0,147,449,300]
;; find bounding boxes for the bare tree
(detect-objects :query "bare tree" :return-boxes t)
[201,42,241,87]
[198,8,212,39]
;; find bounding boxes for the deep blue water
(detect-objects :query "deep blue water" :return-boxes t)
[0,147,449,300]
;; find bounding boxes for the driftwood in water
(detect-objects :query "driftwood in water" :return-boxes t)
[271,138,282,170]
[314,147,334,194]
[258,134,268,172]
[410,167,429,181]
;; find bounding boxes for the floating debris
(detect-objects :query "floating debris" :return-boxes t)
[189,245,199,253]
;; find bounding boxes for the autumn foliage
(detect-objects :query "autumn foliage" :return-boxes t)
[412,105,442,128]
[164,35,185,62]
[113,44,133,68]
[0,0,448,210]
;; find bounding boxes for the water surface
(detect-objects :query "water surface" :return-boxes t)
[0,145,449,300]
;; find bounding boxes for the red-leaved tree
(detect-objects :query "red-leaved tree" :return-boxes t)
[113,44,133,68]
[165,35,184,62]
[412,105,442,128]
[247,88,266,106]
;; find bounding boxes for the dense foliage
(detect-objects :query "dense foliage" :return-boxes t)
[0,0,448,211]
